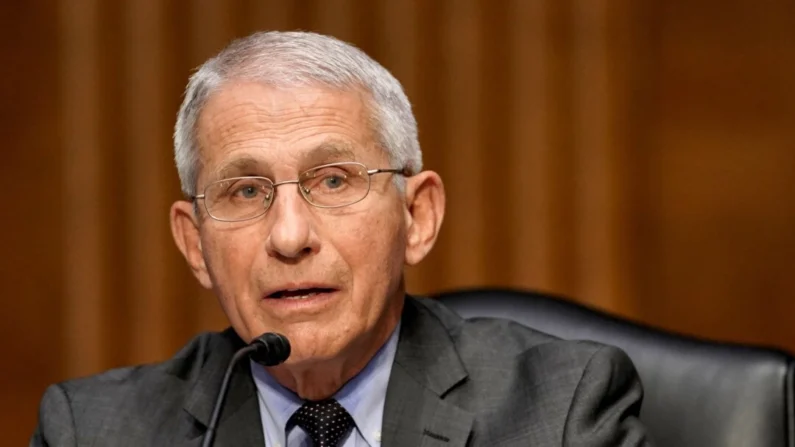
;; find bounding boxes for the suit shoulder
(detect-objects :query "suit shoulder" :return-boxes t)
[34,330,239,445]
[412,298,644,444]
[413,297,636,392]
[414,297,606,359]
[56,330,226,406]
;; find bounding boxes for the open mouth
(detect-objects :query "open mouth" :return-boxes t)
[265,287,337,300]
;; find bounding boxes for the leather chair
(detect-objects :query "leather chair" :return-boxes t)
[434,288,795,447]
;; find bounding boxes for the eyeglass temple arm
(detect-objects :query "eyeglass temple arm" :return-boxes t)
[367,168,413,176]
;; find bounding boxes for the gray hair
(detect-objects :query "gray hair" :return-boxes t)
[173,30,422,196]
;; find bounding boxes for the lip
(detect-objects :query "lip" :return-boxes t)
[259,286,341,314]
[261,283,341,300]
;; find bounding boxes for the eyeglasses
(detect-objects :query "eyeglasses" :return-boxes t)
[191,162,408,222]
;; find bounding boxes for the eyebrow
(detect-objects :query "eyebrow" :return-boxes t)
[212,156,267,182]
[303,139,358,166]
[210,139,360,182]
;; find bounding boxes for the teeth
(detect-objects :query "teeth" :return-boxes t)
[284,292,317,300]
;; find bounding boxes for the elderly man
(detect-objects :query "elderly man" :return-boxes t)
[32,31,650,446]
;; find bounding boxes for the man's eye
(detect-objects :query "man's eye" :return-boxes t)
[234,185,261,199]
[322,175,346,189]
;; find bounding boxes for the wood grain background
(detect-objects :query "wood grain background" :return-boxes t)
[2,1,794,443]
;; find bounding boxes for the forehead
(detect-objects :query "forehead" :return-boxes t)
[195,82,382,180]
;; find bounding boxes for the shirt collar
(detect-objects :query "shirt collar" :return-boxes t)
[251,322,401,446]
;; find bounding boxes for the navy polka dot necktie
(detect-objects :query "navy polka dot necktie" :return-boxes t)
[290,399,354,447]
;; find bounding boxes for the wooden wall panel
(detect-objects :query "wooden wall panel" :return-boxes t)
[59,0,107,378]
[641,0,795,346]
[506,0,553,289]
[123,0,176,366]
[0,2,62,443]
[570,0,625,310]
[3,0,795,443]
[439,0,487,287]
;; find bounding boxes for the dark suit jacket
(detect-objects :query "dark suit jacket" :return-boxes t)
[31,297,651,446]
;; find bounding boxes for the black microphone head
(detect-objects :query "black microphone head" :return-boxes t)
[250,332,291,366]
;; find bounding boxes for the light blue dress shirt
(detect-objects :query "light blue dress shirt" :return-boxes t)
[250,323,401,447]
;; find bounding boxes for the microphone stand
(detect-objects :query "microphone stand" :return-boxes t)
[201,333,290,447]
[201,344,260,447]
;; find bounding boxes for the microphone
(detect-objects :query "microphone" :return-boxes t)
[201,332,291,447]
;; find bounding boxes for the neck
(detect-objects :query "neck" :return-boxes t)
[266,301,403,400]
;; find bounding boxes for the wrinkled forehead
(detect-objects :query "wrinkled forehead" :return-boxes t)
[195,82,384,182]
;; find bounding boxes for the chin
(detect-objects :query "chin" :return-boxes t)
[285,332,350,363]
[281,347,339,369]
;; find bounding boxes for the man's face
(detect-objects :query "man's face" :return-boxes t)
[190,82,408,368]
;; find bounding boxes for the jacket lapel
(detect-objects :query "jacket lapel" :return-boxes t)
[181,299,475,447]
[382,298,475,447]
[210,363,264,447]
[182,329,265,446]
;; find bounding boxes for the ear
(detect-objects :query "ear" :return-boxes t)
[170,200,213,289]
[403,171,445,266]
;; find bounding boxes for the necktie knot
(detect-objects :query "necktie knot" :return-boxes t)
[290,399,354,447]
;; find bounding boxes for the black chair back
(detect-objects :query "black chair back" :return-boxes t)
[435,288,795,447]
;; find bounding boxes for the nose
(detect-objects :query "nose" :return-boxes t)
[264,185,319,260]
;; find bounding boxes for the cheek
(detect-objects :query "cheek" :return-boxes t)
[203,228,264,299]
[340,210,406,295]
[202,227,270,341]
